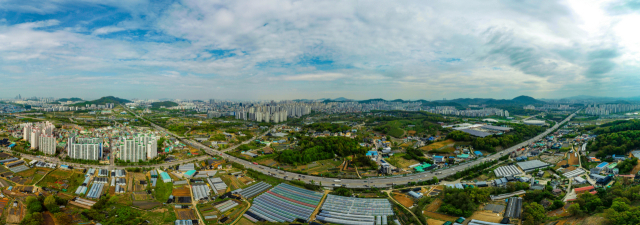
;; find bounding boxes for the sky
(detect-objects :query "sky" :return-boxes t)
[1,0,640,100]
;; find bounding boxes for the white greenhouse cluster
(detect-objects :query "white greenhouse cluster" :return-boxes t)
[215,200,239,213]
[191,184,211,201]
[238,181,272,199]
[316,194,394,225]
[243,183,323,223]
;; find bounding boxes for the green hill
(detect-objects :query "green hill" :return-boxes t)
[71,96,131,106]
[151,101,178,108]
[58,97,83,102]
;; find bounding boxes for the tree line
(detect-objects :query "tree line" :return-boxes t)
[587,130,640,158]
[447,123,546,152]
[276,136,367,165]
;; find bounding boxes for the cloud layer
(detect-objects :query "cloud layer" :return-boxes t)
[0,0,639,100]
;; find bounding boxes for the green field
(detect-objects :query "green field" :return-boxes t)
[153,179,174,203]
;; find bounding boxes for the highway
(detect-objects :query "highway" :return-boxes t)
[8,107,578,189]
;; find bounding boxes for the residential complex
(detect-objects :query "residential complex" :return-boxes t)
[68,137,103,161]
[583,104,640,115]
[119,133,158,162]
[22,121,57,154]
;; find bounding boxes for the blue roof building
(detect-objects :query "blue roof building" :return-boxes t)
[184,170,197,178]
[366,151,378,157]
[474,151,483,156]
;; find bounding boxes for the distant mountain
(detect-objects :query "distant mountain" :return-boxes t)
[58,97,83,102]
[511,95,545,104]
[151,101,178,108]
[433,95,546,106]
[322,97,354,103]
[332,97,351,101]
[71,96,131,106]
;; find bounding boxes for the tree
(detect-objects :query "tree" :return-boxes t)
[568,203,584,217]
[550,200,565,211]
[44,195,58,213]
[333,187,352,197]
[26,196,43,213]
[20,212,43,225]
[522,202,546,225]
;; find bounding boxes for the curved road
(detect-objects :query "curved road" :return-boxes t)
[8,108,578,189]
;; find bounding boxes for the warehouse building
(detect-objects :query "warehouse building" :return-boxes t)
[517,160,550,172]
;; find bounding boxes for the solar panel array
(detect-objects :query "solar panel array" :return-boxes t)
[244,183,323,223]
[493,165,521,177]
[238,182,272,199]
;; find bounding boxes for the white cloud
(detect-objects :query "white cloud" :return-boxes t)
[276,73,346,81]
[92,26,127,35]
[0,0,639,99]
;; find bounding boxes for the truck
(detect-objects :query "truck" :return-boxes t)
[334,179,341,182]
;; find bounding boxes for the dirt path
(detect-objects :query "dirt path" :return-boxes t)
[384,191,424,225]
[309,190,330,221]
[42,212,55,225]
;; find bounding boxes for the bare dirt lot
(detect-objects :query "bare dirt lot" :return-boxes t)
[469,210,503,223]
[568,152,580,165]
[393,193,414,208]
[423,211,458,222]
[427,218,445,225]
[425,198,443,212]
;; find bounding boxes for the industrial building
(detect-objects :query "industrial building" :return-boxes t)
[517,160,550,172]
[493,165,522,177]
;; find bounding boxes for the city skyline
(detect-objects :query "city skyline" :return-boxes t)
[1,0,640,100]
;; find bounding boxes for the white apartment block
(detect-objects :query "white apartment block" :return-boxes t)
[22,121,55,151]
[68,137,102,161]
[38,135,57,155]
[119,134,158,162]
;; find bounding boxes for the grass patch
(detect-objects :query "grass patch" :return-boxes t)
[153,179,174,203]
[419,139,455,151]
[386,153,420,168]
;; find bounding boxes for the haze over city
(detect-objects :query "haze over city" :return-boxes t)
[1,0,640,100]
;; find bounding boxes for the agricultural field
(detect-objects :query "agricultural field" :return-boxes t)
[385,153,420,169]
[237,217,255,225]
[392,193,414,208]
[139,206,177,225]
[175,208,198,220]
[37,169,85,193]
[15,167,52,185]
[419,139,456,152]
[154,179,174,203]
[294,159,342,175]
[468,210,503,223]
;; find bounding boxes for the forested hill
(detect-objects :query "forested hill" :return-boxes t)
[586,119,640,158]
[71,96,131,106]
[276,136,367,165]
[151,101,178,109]
[588,119,640,134]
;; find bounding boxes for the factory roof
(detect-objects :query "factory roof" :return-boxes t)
[459,129,492,138]
[517,160,550,172]
[481,125,513,132]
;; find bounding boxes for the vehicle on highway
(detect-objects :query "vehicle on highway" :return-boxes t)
[253,162,258,165]
[334,179,341,182]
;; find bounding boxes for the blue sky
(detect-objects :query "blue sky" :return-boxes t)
[1,0,640,100]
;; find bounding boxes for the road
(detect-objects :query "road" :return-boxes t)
[8,107,578,189]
